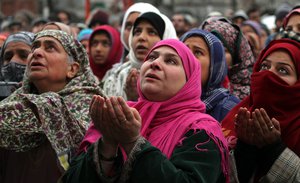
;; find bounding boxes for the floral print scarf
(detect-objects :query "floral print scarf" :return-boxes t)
[0,30,103,170]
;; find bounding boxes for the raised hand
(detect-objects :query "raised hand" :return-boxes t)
[105,96,141,143]
[124,68,139,101]
[90,95,118,145]
[252,108,281,148]
[235,107,256,145]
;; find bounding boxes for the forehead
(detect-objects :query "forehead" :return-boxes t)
[153,46,179,57]
[5,41,31,51]
[185,36,207,46]
[93,31,110,40]
[265,50,294,64]
[135,20,155,28]
[127,12,140,22]
[34,36,61,45]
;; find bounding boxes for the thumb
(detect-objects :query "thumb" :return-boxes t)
[132,108,141,122]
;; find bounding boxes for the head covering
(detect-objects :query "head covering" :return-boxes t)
[133,12,165,39]
[81,39,229,180]
[180,29,239,121]
[0,30,102,170]
[201,17,255,100]
[128,12,177,69]
[222,38,300,157]
[232,10,249,21]
[85,9,109,28]
[88,25,123,80]
[42,21,76,38]
[101,12,177,100]
[241,20,262,36]
[0,31,34,65]
[283,7,300,29]
[0,31,34,82]
[120,2,160,51]
[77,28,93,42]
[275,3,292,22]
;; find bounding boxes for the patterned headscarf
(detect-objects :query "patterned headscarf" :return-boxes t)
[201,17,255,100]
[0,30,103,170]
[180,29,240,121]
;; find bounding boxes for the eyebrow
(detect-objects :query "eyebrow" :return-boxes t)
[264,58,296,72]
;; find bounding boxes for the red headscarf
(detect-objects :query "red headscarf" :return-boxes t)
[283,8,300,29]
[222,39,300,156]
[89,25,123,80]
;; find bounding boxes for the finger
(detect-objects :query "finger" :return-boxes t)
[132,108,141,122]
[271,118,281,132]
[260,108,274,131]
[110,96,127,123]
[105,97,119,124]
[117,96,134,121]
[252,110,264,135]
[254,109,269,134]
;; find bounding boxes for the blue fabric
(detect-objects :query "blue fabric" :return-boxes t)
[180,29,240,122]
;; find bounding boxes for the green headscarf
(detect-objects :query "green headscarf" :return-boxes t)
[0,30,103,170]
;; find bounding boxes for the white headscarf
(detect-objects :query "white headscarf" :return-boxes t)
[120,2,160,51]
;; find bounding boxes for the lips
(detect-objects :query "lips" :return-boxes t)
[135,45,148,52]
[30,61,45,68]
[145,73,160,80]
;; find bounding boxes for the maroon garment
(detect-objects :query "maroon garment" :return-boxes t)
[0,140,62,183]
[221,39,300,156]
[89,25,123,80]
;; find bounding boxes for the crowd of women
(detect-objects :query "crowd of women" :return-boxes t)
[0,2,300,183]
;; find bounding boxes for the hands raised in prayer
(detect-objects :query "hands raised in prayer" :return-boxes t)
[124,68,139,101]
[235,107,281,148]
[90,95,141,154]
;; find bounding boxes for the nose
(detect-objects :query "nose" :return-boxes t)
[137,31,146,41]
[31,47,43,59]
[150,58,161,70]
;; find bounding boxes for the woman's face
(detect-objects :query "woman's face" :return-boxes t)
[27,36,79,92]
[131,20,161,62]
[260,50,297,85]
[184,36,210,86]
[2,41,31,65]
[140,46,186,101]
[123,12,140,48]
[286,14,300,33]
[90,32,111,65]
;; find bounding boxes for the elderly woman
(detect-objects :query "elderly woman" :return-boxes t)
[0,30,102,183]
[61,39,229,183]
[222,38,300,182]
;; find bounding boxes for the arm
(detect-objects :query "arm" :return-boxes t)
[121,130,225,183]
[260,148,300,183]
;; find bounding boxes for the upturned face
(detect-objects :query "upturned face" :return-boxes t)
[140,46,186,101]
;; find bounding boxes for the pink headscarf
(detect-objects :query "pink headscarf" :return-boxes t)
[283,8,300,29]
[80,39,228,179]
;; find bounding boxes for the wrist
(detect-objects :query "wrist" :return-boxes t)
[99,138,118,161]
